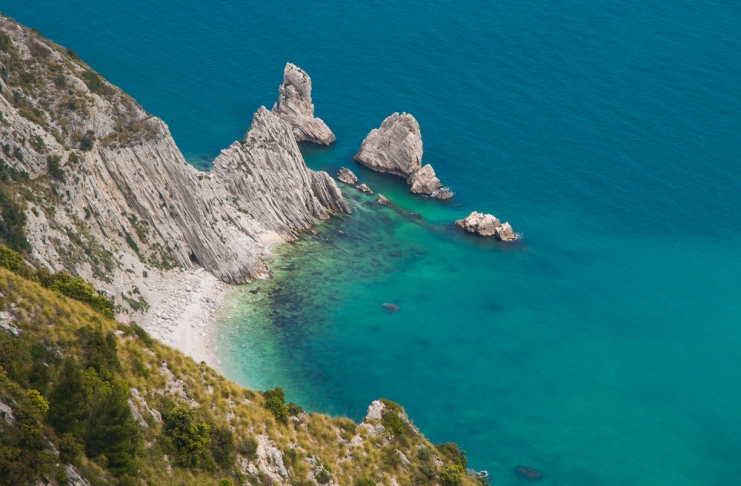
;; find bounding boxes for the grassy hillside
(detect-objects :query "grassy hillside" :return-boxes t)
[0,245,480,486]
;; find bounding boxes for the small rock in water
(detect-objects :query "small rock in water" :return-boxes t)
[338,230,345,235]
[337,167,358,185]
[355,183,374,194]
[383,303,400,314]
[436,188,453,201]
[514,466,543,481]
[377,194,390,204]
[249,289,259,294]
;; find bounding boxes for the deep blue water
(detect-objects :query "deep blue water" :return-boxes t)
[6,1,741,484]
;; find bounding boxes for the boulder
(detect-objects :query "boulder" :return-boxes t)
[356,183,373,194]
[406,164,442,195]
[377,194,390,204]
[354,113,422,177]
[365,400,386,421]
[337,167,358,185]
[435,188,453,201]
[455,211,501,237]
[272,63,336,145]
[514,466,543,481]
[495,222,515,240]
[455,212,516,240]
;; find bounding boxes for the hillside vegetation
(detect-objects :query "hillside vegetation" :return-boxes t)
[0,245,480,486]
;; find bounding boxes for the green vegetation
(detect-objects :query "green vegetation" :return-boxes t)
[82,70,102,93]
[0,260,478,485]
[47,155,64,181]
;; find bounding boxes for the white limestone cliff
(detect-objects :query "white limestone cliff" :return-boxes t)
[272,63,336,145]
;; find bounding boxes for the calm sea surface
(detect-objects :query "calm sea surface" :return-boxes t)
[6,1,741,484]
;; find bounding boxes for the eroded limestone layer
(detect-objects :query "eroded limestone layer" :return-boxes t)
[272,63,336,145]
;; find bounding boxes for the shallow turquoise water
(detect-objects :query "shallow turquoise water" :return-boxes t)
[6,1,741,483]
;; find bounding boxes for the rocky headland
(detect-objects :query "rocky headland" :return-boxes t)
[0,17,349,354]
[272,62,336,145]
[354,112,450,199]
[455,211,516,240]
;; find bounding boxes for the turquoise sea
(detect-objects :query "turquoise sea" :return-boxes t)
[6,1,741,484]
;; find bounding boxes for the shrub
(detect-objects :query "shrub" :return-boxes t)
[163,405,213,470]
[85,378,141,477]
[262,387,288,424]
[417,446,430,461]
[439,464,463,486]
[79,131,95,151]
[315,469,332,484]
[0,191,30,253]
[82,71,102,93]
[0,244,24,271]
[47,155,64,181]
[437,442,467,468]
[287,402,304,416]
[210,424,236,469]
[381,411,404,436]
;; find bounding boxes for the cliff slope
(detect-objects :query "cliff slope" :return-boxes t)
[0,17,349,319]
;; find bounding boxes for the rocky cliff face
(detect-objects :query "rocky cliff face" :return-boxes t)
[354,112,448,197]
[272,63,336,145]
[0,17,349,310]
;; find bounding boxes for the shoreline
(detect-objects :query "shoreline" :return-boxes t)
[133,231,286,374]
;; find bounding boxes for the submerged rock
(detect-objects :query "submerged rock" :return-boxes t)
[355,112,422,177]
[383,303,400,313]
[435,188,453,201]
[337,167,358,185]
[407,164,442,195]
[272,63,336,145]
[356,183,374,194]
[514,466,543,481]
[377,194,390,204]
[455,211,516,240]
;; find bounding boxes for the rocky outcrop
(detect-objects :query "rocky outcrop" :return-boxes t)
[337,167,358,185]
[455,212,516,240]
[355,113,422,177]
[0,18,350,308]
[407,164,442,195]
[355,183,373,194]
[272,63,335,145]
[435,188,453,201]
[355,113,449,197]
[377,194,390,204]
[514,466,543,481]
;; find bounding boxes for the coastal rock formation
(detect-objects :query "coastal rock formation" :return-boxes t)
[355,113,422,177]
[355,113,449,197]
[377,194,390,204]
[272,63,335,145]
[436,188,454,201]
[455,212,516,240]
[407,164,442,195]
[0,17,350,315]
[356,183,373,194]
[383,303,400,313]
[337,167,358,185]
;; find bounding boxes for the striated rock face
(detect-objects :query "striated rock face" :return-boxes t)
[407,164,442,195]
[455,212,516,240]
[272,63,335,145]
[337,167,358,185]
[355,113,422,177]
[212,107,350,240]
[0,18,350,305]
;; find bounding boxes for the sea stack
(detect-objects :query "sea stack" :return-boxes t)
[272,63,336,145]
[337,167,358,185]
[455,212,516,240]
[355,113,449,198]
